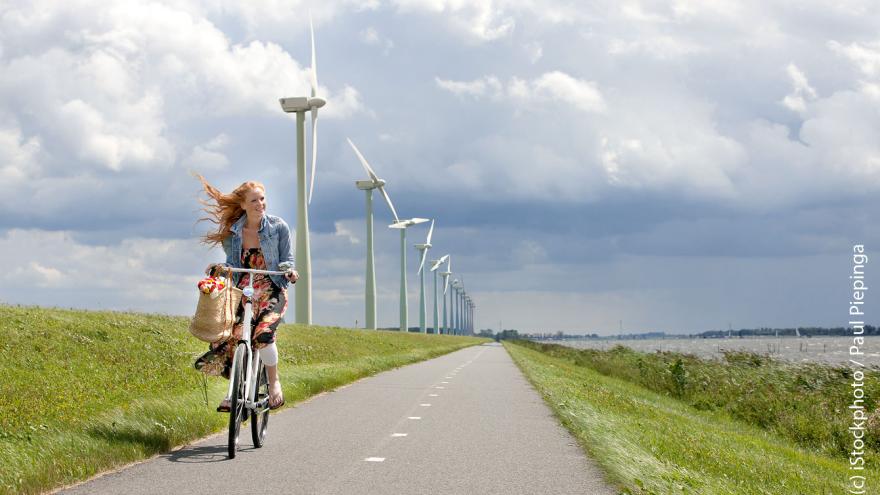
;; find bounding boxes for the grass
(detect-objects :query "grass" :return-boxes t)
[0,304,485,495]
[513,340,880,459]
[505,341,875,495]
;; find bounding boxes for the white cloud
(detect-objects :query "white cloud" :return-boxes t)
[781,63,817,113]
[434,75,502,97]
[0,0,363,175]
[436,71,605,112]
[185,133,230,170]
[607,35,705,59]
[829,39,880,78]
[391,0,515,41]
[523,41,543,63]
[0,229,207,311]
[360,26,394,54]
[334,220,361,244]
[529,71,606,112]
[0,123,41,183]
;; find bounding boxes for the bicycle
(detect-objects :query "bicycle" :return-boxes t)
[222,266,290,459]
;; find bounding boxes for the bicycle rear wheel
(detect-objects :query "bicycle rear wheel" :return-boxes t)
[228,342,248,459]
[251,360,269,447]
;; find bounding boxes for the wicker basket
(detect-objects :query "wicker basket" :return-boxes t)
[189,282,242,343]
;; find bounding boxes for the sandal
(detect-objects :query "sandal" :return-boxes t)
[269,384,285,410]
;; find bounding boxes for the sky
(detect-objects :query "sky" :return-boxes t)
[1,0,878,334]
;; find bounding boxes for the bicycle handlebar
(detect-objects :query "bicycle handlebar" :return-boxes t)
[223,266,290,276]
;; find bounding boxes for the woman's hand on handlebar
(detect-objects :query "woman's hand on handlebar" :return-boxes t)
[205,263,229,276]
[285,269,299,283]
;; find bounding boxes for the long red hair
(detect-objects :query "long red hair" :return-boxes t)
[195,174,265,246]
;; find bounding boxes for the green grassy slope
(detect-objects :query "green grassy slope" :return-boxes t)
[506,341,874,495]
[0,305,484,494]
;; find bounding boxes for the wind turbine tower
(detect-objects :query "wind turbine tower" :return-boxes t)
[430,255,449,334]
[440,257,452,334]
[279,18,325,325]
[347,139,399,330]
[451,279,461,335]
[415,220,435,333]
[391,217,429,331]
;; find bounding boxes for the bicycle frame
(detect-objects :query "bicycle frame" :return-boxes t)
[224,266,288,412]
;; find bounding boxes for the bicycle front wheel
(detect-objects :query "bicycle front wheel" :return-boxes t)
[228,342,248,459]
[251,360,269,447]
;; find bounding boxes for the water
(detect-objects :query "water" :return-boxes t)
[549,336,880,367]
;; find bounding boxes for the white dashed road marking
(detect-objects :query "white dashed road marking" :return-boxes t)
[408,416,421,420]
[391,433,408,437]
[365,458,386,462]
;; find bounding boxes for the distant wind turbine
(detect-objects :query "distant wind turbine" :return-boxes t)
[390,217,430,331]
[415,220,435,333]
[440,256,452,334]
[451,279,461,335]
[347,138,399,330]
[429,255,449,334]
[278,17,325,324]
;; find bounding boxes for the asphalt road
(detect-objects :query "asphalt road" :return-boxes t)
[60,342,616,495]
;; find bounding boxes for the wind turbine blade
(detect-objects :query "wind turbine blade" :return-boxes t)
[426,219,434,245]
[430,254,448,272]
[346,138,379,181]
[378,186,399,223]
[418,249,427,274]
[308,107,318,204]
[309,14,318,97]
[411,218,429,225]
[444,276,449,294]
[448,257,452,273]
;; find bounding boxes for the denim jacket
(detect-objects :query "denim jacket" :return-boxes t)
[221,213,295,289]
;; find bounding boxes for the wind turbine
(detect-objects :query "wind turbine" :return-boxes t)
[390,217,429,331]
[429,254,449,334]
[451,279,461,335]
[279,17,324,325]
[415,220,435,333]
[347,138,399,330]
[440,256,452,334]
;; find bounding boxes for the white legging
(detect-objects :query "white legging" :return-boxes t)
[258,343,278,367]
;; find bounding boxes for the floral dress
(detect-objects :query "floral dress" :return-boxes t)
[200,247,288,376]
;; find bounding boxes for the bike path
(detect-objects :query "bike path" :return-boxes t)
[60,342,616,495]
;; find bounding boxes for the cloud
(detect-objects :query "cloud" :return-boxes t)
[829,39,880,78]
[359,26,394,55]
[435,71,605,111]
[334,220,361,244]
[781,63,817,113]
[0,123,41,183]
[0,229,207,312]
[434,75,503,98]
[528,71,606,112]
[391,0,515,41]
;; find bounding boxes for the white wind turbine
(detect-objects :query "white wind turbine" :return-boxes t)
[414,220,435,333]
[451,278,461,335]
[429,254,449,334]
[440,256,452,334]
[347,138,399,330]
[390,217,430,331]
[279,17,324,324]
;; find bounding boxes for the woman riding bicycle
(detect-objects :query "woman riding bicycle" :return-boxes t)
[194,175,298,411]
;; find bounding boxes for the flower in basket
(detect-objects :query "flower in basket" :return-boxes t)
[197,276,229,296]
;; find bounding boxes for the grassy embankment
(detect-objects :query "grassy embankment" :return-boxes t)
[506,340,878,494]
[0,305,485,495]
